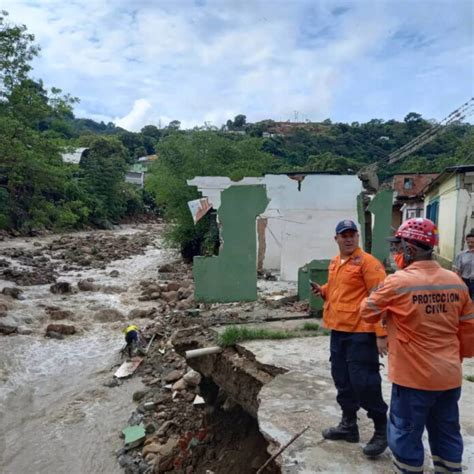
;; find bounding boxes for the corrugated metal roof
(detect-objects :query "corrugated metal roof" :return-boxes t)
[61,147,88,164]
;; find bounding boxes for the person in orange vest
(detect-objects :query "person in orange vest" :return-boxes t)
[311,219,388,457]
[360,218,474,473]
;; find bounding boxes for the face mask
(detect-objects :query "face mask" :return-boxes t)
[394,252,406,269]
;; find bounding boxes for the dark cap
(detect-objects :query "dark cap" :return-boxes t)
[467,229,474,239]
[335,220,358,234]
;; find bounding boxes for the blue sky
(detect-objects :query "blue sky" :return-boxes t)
[3,0,473,131]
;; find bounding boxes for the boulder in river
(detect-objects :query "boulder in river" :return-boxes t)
[77,279,98,292]
[50,281,73,294]
[45,323,76,335]
[94,308,125,323]
[2,287,24,300]
[0,321,18,335]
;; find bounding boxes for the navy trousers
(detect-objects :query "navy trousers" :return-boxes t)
[389,383,463,473]
[329,330,387,421]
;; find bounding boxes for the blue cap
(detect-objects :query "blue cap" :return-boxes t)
[335,220,358,234]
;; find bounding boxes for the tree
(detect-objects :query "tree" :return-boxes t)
[146,131,279,257]
[167,120,181,131]
[0,10,40,97]
[233,114,247,129]
[80,136,129,223]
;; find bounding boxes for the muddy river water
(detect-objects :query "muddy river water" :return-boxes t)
[0,224,174,474]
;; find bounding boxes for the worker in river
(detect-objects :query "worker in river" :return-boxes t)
[123,324,140,358]
[360,218,474,473]
[311,219,388,457]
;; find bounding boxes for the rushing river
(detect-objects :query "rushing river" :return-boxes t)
[0,224,174,474]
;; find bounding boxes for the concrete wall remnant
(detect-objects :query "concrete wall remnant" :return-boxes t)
[188,174,363,282]
[368,189,394,264]
[193,185,269,302]
[298,260,330,315]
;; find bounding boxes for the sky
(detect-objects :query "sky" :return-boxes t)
[3,0,473,131]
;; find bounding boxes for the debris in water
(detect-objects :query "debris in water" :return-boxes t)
[114,357,143,378]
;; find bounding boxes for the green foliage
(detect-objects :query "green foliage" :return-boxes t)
[302,322,320,331]
[217,326,295,346]
[0,12,144,234]
[146,132,280,256]
[217,323,323,346]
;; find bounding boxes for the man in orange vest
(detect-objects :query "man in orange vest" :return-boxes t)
[311,219,388,457]
[360,218,474,473]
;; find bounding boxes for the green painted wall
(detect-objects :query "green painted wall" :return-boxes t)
[298,259,330,316]
[368,189,394,264]
[357,192,366,250]
[194,185,269,302]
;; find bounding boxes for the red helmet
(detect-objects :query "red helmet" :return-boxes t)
[395,218,438,247]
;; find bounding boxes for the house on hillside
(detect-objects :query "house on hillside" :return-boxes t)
[389,173,438,228]
[423,165,474,266]
[125,154,158,187]
[61,147,89,165]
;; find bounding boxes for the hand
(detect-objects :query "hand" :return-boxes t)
[310,281,322,297]
[376,336,388,357]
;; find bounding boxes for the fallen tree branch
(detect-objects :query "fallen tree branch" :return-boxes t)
[257,425,310,473]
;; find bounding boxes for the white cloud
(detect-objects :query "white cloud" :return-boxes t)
[115,99,152,131]
[3,0,473,129]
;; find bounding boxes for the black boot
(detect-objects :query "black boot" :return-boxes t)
[363,417,387,456]
[322,414,359,443]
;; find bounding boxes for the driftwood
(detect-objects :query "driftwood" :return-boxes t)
[256,425,310,473]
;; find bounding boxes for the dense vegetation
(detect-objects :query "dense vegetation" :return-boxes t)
[1,11,472,257]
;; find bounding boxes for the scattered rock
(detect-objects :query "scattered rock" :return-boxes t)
[109,270,120,277]
[45,331,64,340]
[155,437,179,457]
[166,282,181,292]
[17,326,33,335]
[158,263,174,273]
[0,321,18,335]
[2,287,24,300]
[50,281,73,294]
[104,378,121,388]
[94,308,125,323]
[161,291,177,303]
[133,389,149,402]
[45,323,76,335]
[156,420,176,437]
[183,370,201,387]
[128,308,157,319]
[48,309,75,320]
[77,279,97,292]
[172,378,186,391]
[163,370,183,383]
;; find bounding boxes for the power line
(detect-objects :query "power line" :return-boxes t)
[386,98,474,165]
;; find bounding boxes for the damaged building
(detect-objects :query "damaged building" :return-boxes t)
[187,173,393,303]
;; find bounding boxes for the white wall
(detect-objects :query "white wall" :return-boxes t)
[456,188,474,254]
[188,174,362,282]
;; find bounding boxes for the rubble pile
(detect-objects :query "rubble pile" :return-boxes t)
[45,232,155,268]
[114,310,279,474]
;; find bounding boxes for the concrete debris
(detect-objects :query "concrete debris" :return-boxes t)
[115,357,143,379]
[122,424,146,447]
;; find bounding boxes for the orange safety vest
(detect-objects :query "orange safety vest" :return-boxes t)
[320,247,387,337]
[360,260,474,391]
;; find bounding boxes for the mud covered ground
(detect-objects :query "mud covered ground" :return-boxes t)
[0,221,284,474]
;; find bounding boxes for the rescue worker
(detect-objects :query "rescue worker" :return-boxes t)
[123,324,140,358]
[311,219,388,457]
[360,218,474,473]
[453,229,474,300]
